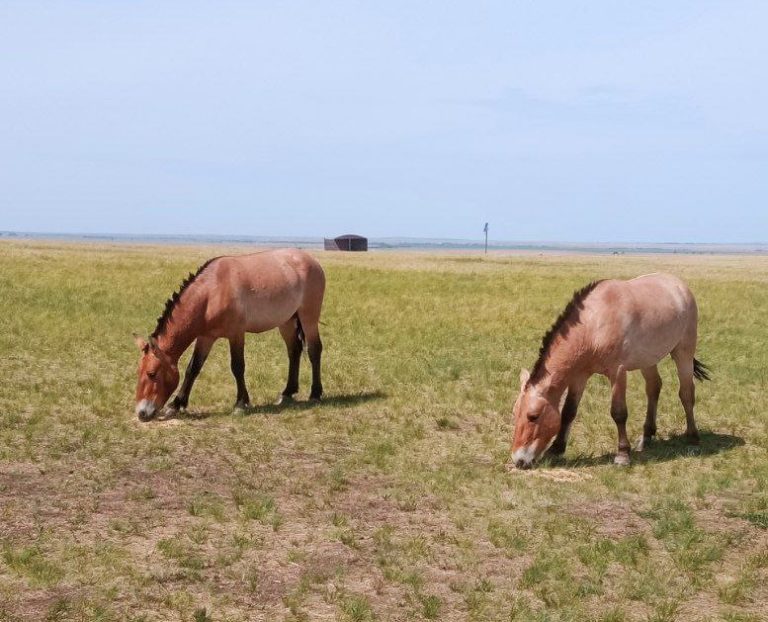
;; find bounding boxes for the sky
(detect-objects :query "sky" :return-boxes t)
[1,1,767,243]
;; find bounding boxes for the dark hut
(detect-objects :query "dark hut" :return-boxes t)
[324,234,368,252]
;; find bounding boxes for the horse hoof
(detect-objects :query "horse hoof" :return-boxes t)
[160,407,179,419]
[309,393,322,402]
[275,394,294,406]
[635,436,652,452]
[686,435,700,446]
[232,403,250,414]
[614,453,631,467]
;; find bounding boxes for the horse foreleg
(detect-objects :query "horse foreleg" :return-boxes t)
[229,335,251,411]
[547,379,586,456]
[637,365,662,451]
[169,337,214,413]
[610,367,631,466]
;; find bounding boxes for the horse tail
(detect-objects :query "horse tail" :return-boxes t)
[293,313,306,349]
[693,358,711,381]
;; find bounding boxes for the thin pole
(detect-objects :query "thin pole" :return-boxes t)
[484,222,489,255]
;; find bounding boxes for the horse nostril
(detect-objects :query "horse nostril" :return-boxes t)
[136,400,157,422]
[515,459,531,470]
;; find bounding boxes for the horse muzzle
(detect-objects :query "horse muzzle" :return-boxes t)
[136,399,157,422]
[512,442,539,470]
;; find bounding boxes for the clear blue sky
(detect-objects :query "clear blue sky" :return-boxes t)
[2,1,767,242]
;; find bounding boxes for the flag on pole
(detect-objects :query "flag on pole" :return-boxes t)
[483,222,489,234]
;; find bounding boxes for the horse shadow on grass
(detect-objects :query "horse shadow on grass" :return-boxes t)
[247,390,387,416]
[164,390,387,421]
[541,430,745,469]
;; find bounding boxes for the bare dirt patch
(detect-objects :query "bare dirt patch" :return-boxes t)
[566,499,650,539]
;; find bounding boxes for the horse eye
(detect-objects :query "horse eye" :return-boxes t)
[147,371,157,380]
[527,412,540,422]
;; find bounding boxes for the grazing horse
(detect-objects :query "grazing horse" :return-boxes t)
[511,273,710,469]
[133,249,325,421]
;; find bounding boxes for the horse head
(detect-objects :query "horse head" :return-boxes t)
[133,334,179,421]
[511,369,561,469]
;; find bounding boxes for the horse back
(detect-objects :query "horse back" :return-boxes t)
[203,250,325,336]
[587,273,698,371]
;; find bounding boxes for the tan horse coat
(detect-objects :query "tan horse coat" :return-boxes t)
[134,249,325,420]
[511,273,708,468]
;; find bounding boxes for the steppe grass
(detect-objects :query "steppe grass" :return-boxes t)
[0,241,767,621]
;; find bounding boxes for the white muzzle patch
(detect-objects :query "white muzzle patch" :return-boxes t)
[513,441,539,468]
[136,399,156,420]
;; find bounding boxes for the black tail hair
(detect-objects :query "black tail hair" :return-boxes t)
[294,313,305,349]
[693,358,711,381]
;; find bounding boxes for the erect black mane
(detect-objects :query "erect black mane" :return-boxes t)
[528,279,604,385]
[151,257,221,339]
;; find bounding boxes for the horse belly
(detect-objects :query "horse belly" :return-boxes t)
[618,315,686,371]
[620,344,675,371]
[241,288,302,333]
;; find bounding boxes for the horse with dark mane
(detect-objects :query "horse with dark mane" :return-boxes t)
[133,249,325,421]
[511,273,710,468]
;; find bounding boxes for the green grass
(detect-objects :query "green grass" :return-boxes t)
[2,544,64,587]
[1,241,767,620]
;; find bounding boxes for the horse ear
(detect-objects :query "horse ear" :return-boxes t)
[133,333,148,352]
[148,336,160,354]
[519,369,530,387]
[148,336,171,365]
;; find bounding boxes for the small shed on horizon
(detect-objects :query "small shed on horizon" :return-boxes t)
[324,234,368,252]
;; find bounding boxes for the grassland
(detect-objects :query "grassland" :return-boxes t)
[0,241,767,622]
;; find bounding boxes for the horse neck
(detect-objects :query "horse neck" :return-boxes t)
[155,295,207,363]
[536,330,588,399]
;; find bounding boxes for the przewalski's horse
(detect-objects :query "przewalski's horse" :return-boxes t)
[133,249,325,421]
[511,273,710,469]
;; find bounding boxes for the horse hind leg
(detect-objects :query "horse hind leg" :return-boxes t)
[297,309,323,401]
[276,317,303,405]
[671,348,700,444]
[637,365,662,451]
[610,367,632,466]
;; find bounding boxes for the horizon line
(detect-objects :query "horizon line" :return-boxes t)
[2,230,768,250]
